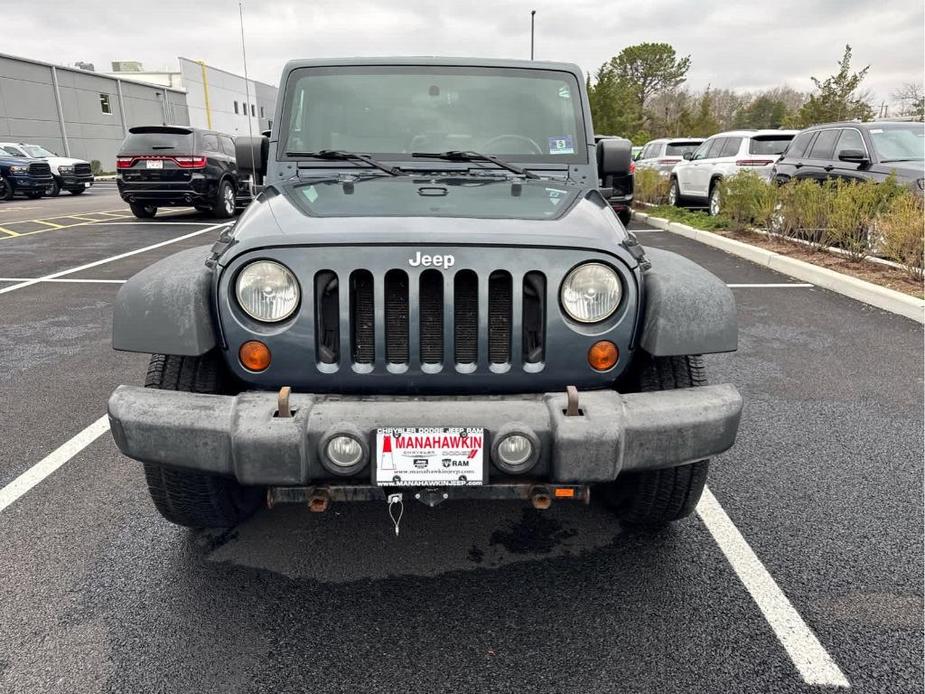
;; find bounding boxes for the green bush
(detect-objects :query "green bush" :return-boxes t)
[634,168,671,205]
[878,193,924,281]
[720,172,778,230]
[776,178,833,249]
[90,160,103,175]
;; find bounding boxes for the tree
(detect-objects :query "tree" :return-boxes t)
[892,83,924,120]
[788,45,873,127]
[677,89,721,137]
[734,95,789,129]
[610,42,691,111]
[588,66,646,141]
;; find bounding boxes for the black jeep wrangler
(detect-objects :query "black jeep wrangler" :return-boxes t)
[107,58,742,531]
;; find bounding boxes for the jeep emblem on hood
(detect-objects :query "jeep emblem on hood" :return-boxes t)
[408,252,455,268]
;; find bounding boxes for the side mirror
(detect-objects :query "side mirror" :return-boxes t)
[838,149,868,165]
[235,135,269,180]
[596,137,632,177]
[682,151,694,161]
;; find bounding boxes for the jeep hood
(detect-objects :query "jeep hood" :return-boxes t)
[227,176,629,259]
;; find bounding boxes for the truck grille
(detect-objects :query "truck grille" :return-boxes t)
[315,268,546,371]
[29,162,52,177]
[74,163,92,176]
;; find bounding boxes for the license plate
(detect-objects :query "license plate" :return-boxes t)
[375,427,484,486]
[145,160,163,169]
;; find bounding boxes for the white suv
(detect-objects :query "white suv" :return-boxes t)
[635,137,704,176]
[668,129,798,215]
[0,142,94,197]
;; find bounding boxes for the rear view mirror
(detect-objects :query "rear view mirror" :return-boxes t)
[838,149,869,165]
[596,137,632,177]
[235,135,269,182]
[682,151,694,161]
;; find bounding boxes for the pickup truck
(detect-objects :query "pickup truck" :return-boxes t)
[106,58,742,532]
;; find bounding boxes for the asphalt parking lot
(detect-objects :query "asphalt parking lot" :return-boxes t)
[0,186,921,694]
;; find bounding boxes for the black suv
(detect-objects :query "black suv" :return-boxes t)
[772,121,924,190]
[116,126,252,219]
[0,153,54,200]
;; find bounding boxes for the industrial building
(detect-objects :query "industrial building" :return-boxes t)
[0,52,277,169]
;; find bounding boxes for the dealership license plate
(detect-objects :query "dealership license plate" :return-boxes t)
[375,427,484,486]
[145,160,163,169]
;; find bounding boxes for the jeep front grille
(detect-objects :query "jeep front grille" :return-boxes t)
[315,268,546,372]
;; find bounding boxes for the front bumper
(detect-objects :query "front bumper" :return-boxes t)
[60,174,94,188]
[108,384,742,486]
[9,175,53,191]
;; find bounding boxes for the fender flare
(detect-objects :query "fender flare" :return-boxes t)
[639,247,737,356]
[112,245,216,355]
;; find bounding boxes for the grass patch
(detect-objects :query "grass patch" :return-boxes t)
[645,205,733,231]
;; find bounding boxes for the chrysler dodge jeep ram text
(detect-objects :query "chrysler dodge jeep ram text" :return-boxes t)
[107,58,743,531]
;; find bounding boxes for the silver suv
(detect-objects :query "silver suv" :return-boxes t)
[669,129,798,215]
[635,137,704,176]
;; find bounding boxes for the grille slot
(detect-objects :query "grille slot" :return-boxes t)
[488,271,512,364]
[384,270,409,364]
[350,271,374,364]
[29,162,51,176]
[74,163,92,176]
[419,270,443,364]
[314,271,339,364]
[522,272,546,363]
[454,270,479,364]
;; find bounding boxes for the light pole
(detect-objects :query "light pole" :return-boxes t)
[530,10,536,60]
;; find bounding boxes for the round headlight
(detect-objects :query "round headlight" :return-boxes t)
[236,260,300,322]
[560,263,622,323]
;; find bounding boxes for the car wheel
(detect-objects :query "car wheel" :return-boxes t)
[0,177,12,201]
[708,183,722,216]
[212,179,236,219]
[142,352,263,528]
[47,178,61,197]
[129,203,157,219]
[68,187,86,196]
[667,178,681,207]
[600,354,710,526]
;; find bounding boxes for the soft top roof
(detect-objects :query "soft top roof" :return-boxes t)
[280,56,584,80]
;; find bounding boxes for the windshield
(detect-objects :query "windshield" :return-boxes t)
[870,124,925,161]
[281,66,587,164]
[1,146,26,157]
[665,142,702,156]
[749,136,794,156]
[23,145,55,158]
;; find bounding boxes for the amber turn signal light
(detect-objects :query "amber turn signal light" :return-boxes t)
[588,340,619,371]
[239,340,271,372]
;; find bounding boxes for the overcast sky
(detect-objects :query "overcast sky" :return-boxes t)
[2,0,922,105]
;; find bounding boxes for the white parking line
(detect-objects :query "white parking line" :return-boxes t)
[697,487,850,688]
[96,221,222,226]
[0,278,126,284]
[727,283,814,288]
[0,221,230,296]
[0,416,109,513]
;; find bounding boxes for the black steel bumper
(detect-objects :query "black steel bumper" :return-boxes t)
[107,384,743,486]
[60,174,94,188]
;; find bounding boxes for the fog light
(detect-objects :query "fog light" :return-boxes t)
[239,340,271,372]
[588,340,619,371]
[326,435,363,468]
[498,435,532,466]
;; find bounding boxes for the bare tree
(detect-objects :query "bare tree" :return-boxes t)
[892,83,924,119]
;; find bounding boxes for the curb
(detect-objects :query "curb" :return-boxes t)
[633,211,925,324]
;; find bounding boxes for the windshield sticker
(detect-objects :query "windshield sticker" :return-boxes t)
[303,185,319,203]
[546,187,568,206]
[558,85,571,99]
[548,136,575,155]
[869,129,883,134]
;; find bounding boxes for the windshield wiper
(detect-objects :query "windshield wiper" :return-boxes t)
[878,158,922,162]
[412,151,540,179]
[285,149,400,176]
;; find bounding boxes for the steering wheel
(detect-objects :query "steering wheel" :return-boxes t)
[482,134,544,155]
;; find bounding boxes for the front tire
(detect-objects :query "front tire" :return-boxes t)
[667,178,682,207]
[142,352,263,528]
[0,177,12,201]
[47,178,61,197]
[603,354,710,526]
[129,203,157,219]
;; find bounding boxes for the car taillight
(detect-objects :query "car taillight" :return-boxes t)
[174,156,207,169]
[629,160,636,175]
[657,158,680,165]
[735,159,775,167]
[116,156,134,169]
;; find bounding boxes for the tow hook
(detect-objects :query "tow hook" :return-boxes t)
[307,489,330,512]
[565,385,581,416]
[530,486,553,510]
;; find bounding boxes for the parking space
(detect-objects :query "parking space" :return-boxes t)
[0,201,920,693]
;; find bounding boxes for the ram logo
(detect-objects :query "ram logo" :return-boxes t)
[408,251,455,268]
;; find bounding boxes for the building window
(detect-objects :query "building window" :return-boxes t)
[251,104,256,117]
[234,101,239,114]
[260,106,264,118]
[99,93,112,114]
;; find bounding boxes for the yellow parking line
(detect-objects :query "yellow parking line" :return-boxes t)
[32,220,65,229]
[0,220,93,240]
[0,227,21,237]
